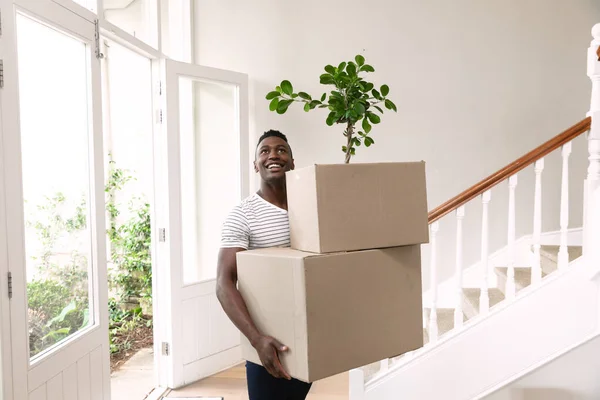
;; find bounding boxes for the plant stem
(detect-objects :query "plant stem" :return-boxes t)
[345,121,354,164]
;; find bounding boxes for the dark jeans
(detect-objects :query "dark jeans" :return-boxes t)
[246,361,312,400]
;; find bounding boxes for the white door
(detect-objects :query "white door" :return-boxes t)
[0,1,110,399]
[155,59,249,389]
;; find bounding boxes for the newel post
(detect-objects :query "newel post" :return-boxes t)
[585,24,600,269]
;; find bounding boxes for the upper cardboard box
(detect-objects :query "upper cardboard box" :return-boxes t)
[286,162,429,253]
[237,245,424,383]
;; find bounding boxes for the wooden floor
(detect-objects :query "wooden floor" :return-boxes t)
[166,363,349,400]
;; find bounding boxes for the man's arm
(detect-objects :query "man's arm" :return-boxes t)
[215,247,291,380]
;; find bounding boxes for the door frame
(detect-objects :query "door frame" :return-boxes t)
[0,0,110,397]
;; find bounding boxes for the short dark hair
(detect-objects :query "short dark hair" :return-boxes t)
[256,129,293,157]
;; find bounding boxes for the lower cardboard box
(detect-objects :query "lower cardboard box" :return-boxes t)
[237,245,424,383]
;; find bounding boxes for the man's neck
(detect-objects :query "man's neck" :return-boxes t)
[257,180,287,210]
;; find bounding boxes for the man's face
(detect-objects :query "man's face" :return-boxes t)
[254,136,294,182]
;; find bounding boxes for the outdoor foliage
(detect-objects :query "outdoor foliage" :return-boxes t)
[266,54,397,163]
[26,159,152,362]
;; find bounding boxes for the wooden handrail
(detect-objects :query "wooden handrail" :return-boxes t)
[428,116,592,224]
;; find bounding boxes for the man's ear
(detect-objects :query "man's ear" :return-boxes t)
[291,159,295,171]
[253,160,259,173]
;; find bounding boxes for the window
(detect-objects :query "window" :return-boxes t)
[16,13,95,358]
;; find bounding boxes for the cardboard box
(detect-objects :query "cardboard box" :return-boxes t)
[237,245,423,383]
[286,162,429,254]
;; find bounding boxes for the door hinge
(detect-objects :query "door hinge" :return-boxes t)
[159,228,166,242]
[0,60,4,89]
[159,109,163,124]
[7,272,12,299]
[0,10,3,37]
[162,342,170,356]
[94,20,104,59]
[158,81,162,95]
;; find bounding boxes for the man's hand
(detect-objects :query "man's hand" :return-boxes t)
[215,248,291,380]
[253,335,291,380]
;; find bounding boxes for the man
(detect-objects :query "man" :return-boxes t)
[216,130,312,399]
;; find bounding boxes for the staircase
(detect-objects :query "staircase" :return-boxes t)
[423,245,583,345]
[349,24,600,400]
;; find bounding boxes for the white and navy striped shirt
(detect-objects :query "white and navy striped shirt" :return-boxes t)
[220,193,290,250]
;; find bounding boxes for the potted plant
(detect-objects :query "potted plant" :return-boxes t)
[266,55,397,163]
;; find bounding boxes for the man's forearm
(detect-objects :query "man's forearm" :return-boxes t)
[216,281,263,346]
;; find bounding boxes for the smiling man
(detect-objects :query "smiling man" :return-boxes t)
[216,130,312,399]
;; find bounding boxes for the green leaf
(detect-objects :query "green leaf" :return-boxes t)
[358,131,366,137]
[362,118,372,134]
[320,74,335,85]
[361,65,375,72]
[372,89,382,100]
[338,62,347,71]
[321,93,327,102]
[338,74,351,85]
[47,301,77,326]
[266,91,280,100]
[80,309,90,329]
[298,92,312,100]
[381,85,390,97]
[385,99,398,112]
[374,105,384,113]
[326,112,337,126]
[269,98,279,111]
[304,103,311,112]
[346,62,357,77]
[353,137,362,147]
[291,93,298,98]
[367,112,381,124]
[355,55,365,66]
[281,80,293,95]
[342,145,348,153]
[354,102,366,116]
[276,99,293,114]
[275,86,282,93]
[365,136,375,147]
[42,328,70,342]
[350,147,356,155]
[325,65,336,75]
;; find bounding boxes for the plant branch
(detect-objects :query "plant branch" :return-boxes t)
[345,122,354,164]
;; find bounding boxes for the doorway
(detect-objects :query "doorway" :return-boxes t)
[100,37,157,400]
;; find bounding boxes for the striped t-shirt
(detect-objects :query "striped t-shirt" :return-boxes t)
[220,193,290,250]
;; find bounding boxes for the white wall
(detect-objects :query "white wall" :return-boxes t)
[193,0,600,287]
[486,334,600,400]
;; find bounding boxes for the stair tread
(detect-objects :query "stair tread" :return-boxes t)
[539,245,583,263]
[423,307,466,339]
[494,266,546,293]
[463,287,505,312]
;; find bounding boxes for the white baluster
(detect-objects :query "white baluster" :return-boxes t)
[506,175,518,300]
[379,359,389,373]
[428,221,439,344]
[454,207,465,329]
[588,24,600,113]
[532,158,545,284]
[349,368,365,400]
[558,143,572,269]
[585,24,600,266]
[480,191,491,315]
